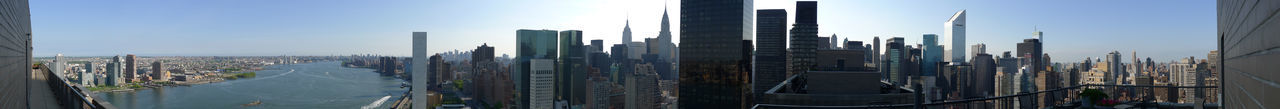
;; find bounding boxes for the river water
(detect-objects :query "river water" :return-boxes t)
[95,61,408,109]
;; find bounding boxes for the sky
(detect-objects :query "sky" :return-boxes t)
[30,0,1216,63]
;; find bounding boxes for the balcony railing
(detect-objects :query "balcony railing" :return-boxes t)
[35,65,116,109]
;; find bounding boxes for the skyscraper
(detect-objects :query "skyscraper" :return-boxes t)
[152,61,166,81]
[558,30,587,105]
[53,54,64,75]
[623,19,632,44]
[971,44,986,58]
[943,10,967,63]
[475,43,495,63]
[126,54,137,82]
[873,36,880,68]
[679,0,753,108]
[886,37,906,86]
[831,34,839,49]
[789,1,818,77]
[530,59,557,109]
[107,55,124,86]
[1016,39,1043,77]
[921,34,942,100]
[626,64,660,109]
[753,9,787,101]
[971,53,996,97]
[590,39,604,53]
[517,29,559,109]
[1105,51,1121,85]
[411,32,429,109]
[655,5,676,62]
[81,62,96,86]
[922,34,942,77]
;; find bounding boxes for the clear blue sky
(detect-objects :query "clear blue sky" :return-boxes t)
[31,0,1215,63]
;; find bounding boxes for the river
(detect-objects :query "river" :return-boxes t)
[95,61,408,109]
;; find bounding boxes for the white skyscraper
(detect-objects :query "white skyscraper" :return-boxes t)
[54,53,64,74]
[530,59,556,109]
[944,10,967,63]
[411,32,429,109]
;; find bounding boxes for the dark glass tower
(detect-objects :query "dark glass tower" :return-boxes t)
[558,30,587,105]
[886,37,906,87]
[679,0,753,108]
[753,9,787,100]
[789,1,818,77]
[515,29,558,109]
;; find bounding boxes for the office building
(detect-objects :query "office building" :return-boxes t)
[1105,51,1121,85]
[886,37,906,86]
[516,29,559,109]
[559,30,587,105]
[971,53,996,98]
[845,41,863,50]
[971,44,985,59]
[1171,57,1196,103]
[921,34,942,100]
[627,64,660,109]
[411,32,430,109]
[678,0,754,108]
[754,9,787,100]
[628,42,646,60]
[530,59,556,109]
[1016,39,1043,77]
[873,36,881,68]
[831,34,839,49]
[105,56,122,86]
[53,54,64,75]
[943,10,967,63]
[789,1,818,77]
[81,62,96,86]
[818,36,831,50]
[590,40,604,53]
[814,49,866,71]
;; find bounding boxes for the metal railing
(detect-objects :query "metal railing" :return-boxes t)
[754,84,1219,109]
[35,65,115,109]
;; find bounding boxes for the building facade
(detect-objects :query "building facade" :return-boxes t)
[943,10,967,63]
[753,9,787,100]
[530,59,556,109]
[516,29,559,109]
[0,0,31,106]
[678,0,754,108]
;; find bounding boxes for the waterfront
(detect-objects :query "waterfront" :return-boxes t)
[95,61,408,109]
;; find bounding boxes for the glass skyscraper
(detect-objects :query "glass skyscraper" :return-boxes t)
[557,30,586,106]
[678,0,753,108]
[753,9,787,100]
[516,29,559,109]
[943,10,966,63]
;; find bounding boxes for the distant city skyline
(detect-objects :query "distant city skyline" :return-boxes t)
[30,0,1215,62]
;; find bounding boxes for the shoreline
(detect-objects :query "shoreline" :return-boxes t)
[89,62,315,93]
